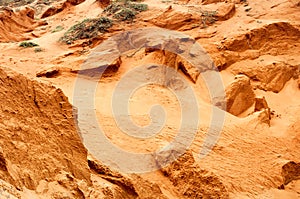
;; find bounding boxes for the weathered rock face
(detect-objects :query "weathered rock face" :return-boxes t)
[216,3,236,21]
[88,155,168,199]
[281,161,300,186]
[81,27,215,83]
[230,62,297,93]
[214,22,300,70]
[0,67,91,190]
[201,0,226,4]
[160,151,229,199]
[41,0,85,18]
[0,7,46,42]
[254,96,271,126]
[0,147,15,188]
[255,109,271,126]
[222,22,300,53]
[145,49,201,83]
[254,96,269,112]
[223,75,255,116]
[144,8,201,31]
[36,67,61,78]
[289,0,300,6]
[97,0,110,8]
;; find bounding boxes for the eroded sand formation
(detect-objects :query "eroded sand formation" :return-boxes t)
[0,0,299,198]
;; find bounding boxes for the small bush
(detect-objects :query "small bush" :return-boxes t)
[188,7,218,29]
[0,0,34,6]
[60,17,112,44]
[104,3,123,14]
[51,25,64,33]
[19,41,39,48]
[128,3,147,12]
[201,10,217,28]
[161,0,172,3]
[104,1,148,21]
[114,8,136,21]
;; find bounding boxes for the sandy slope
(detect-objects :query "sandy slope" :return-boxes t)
[0,0,299,198]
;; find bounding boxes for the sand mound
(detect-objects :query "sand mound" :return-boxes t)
[0,7,45,42]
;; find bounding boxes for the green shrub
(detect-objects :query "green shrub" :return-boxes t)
[114,8,136,21]
[0,0,34,6]
[60,17,112,44]
[104,3,123,14]
[128,3,147,12]
[104,1,148,21]
[19,41,39,48]
[51,25,64,33]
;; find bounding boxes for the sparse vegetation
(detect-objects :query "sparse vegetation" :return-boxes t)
[0,0,34,7]
[19,41,39,48]
[188,7,218,29]
[51,25,64,33]
[128,3,148,12]
[37,0,51,5]
[59,0,148,44]
[201,10,217,28]
[104,1,148,21]
[114,8,136,21]
[60,17,112,44]
[34,47,43,52]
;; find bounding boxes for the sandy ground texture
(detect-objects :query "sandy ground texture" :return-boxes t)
[0,0,299,198]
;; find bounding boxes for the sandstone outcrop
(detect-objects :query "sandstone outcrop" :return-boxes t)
[0,7,46,42]
[280,161,300,187]
[223,75,255,116]
[214,22,300,70]
[144,9,201,31]
[216,3,236,21]
[0,67,91,191]
[230,62,297,93]
[41,0,85,18]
